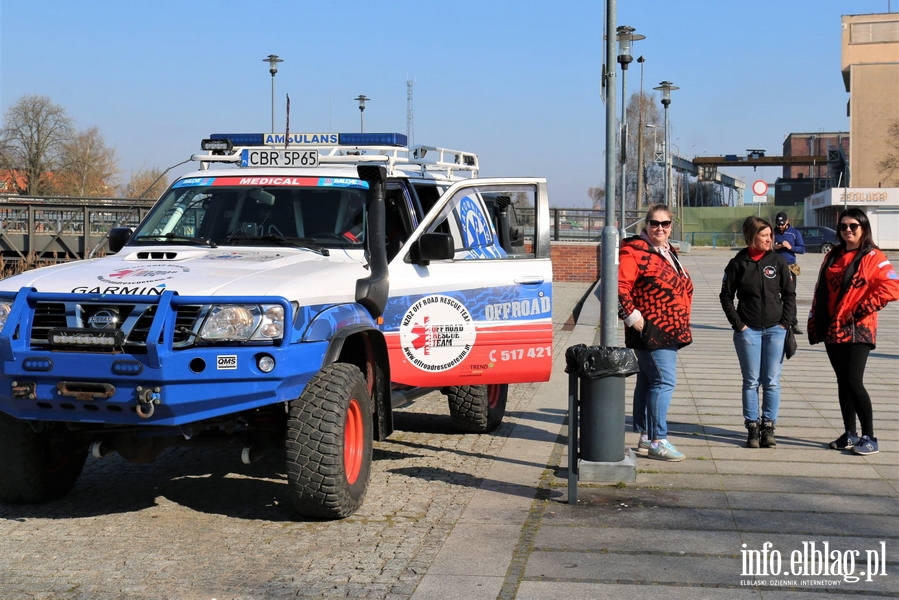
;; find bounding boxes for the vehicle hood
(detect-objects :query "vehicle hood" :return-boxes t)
[0,246,368,304]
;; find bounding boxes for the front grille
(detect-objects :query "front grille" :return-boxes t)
[30,301,204,352]
[31,302,67,343]
[128,304,203,346]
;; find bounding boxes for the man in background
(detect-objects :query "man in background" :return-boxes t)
[773,212,805,334]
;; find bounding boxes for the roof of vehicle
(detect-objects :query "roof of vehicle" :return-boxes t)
[187,132,480,183]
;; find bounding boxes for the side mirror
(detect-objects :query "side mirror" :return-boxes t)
[107,227,133,253]
[410,232,454,266]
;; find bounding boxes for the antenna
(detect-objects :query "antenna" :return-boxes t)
[406,78,415,147]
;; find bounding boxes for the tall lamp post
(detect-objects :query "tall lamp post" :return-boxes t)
[616,26,645,239]
[653,81,678,211]
[355,95,370,132]
[263,54,284,133]
[635,55,646,208]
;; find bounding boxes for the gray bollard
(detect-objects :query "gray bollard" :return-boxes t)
[579,374,626,462]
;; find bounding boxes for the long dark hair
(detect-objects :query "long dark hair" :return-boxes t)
[836,208,876,250]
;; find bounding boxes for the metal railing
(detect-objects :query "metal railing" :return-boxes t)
[0,196,156,262]
[682,232,742,248]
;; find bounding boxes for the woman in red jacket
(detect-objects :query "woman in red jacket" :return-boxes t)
[808,208,899,455]
[618,204,693,461]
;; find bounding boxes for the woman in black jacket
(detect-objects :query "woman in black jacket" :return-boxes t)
[720,216,796,448]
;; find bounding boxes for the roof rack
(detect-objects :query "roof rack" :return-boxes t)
[191,133,479,179]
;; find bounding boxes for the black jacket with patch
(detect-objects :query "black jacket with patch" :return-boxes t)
[720,249,796,331]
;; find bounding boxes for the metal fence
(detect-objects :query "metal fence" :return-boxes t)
[0,196,156,262]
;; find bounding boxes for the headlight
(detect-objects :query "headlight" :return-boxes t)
[0,302,12,330]
[253,305,284,340]
[199,304,284,342]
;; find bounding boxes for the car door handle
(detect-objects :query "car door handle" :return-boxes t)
[514,276,545,285]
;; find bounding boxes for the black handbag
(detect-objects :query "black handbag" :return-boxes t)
[784,327,797,359]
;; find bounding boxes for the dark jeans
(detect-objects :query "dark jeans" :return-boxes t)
[825,343,873,438]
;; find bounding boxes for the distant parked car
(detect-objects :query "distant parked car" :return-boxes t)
[796,226,838,254]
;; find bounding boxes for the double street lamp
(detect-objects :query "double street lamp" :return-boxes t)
[653,81,678,208]
[263,54,284,133]
[616,26,645,239]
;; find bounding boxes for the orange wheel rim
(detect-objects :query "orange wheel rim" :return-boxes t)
[344,398,363,484]
[487,385,500,409]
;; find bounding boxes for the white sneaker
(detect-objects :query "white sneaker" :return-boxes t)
[648,440,685,462]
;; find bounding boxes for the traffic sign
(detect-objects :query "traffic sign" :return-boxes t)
[751,180,768,195]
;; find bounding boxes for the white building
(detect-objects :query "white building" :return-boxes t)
[805,187,899,250]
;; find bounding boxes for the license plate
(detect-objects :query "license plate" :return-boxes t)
[241,149,319,168]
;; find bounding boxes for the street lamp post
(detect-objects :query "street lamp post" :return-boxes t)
[653,81,678,211]
[263,54,284,133]
[354,95,370,133]
[635,56,646,209]
[616,26,645,239]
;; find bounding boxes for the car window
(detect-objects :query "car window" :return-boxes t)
[426,185,537,260]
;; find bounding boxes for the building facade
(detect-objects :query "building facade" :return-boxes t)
[842,13,899,188]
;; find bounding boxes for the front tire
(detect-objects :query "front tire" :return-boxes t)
[820,242,833,254]
[285,363,373,519]
[0,413,88,504]
[445,384,508,433]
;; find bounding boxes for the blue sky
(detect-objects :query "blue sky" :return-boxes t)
[0,0,892,206]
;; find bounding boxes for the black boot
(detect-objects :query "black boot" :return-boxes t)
[746,421,760,448]
[760,420,777,448]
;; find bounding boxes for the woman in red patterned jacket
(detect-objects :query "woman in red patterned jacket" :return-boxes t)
[809,208,899,455]
[618,204,693,461]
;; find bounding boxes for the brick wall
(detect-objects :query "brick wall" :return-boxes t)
[550,242,600,282]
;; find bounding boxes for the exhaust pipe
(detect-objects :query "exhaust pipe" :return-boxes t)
[90,441,112,459]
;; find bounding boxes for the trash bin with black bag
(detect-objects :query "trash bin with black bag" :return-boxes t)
[565,344,639,468]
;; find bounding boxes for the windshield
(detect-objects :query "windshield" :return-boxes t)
[130,176,370,248]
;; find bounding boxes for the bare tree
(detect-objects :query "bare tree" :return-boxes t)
[0,95,74,195]
[587,186,605,210]
[56,127,119,197]
[120,168,169,199]
[876,120,899,186]
[625,91,663,209]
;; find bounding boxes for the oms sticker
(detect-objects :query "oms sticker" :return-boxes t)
[400,295,476,372]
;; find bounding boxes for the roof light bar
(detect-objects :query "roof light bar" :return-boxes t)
[209,133,265,146]
[338,133,407,147]
[206,133,408,148]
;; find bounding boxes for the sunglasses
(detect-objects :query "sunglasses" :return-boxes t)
[838,222,861,232]
[648,220,672,229]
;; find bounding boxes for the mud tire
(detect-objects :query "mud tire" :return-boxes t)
[286,363,373,519]
[445,384,508,433]
[0,412,88,504]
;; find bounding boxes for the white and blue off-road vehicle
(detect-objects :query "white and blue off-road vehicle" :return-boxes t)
[0,132,553,518]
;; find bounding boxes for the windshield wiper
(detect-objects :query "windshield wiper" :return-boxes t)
[225,233,330,256]
[136,233,218,248]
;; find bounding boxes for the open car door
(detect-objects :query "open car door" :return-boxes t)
[382,178,553,387]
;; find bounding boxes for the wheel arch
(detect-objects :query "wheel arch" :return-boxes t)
[322,325,392,440]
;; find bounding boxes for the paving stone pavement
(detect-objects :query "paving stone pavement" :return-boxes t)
[0,249,896,599]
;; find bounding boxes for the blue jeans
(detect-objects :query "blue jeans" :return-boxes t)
[733,325,787,423]
[632,346,679,440]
